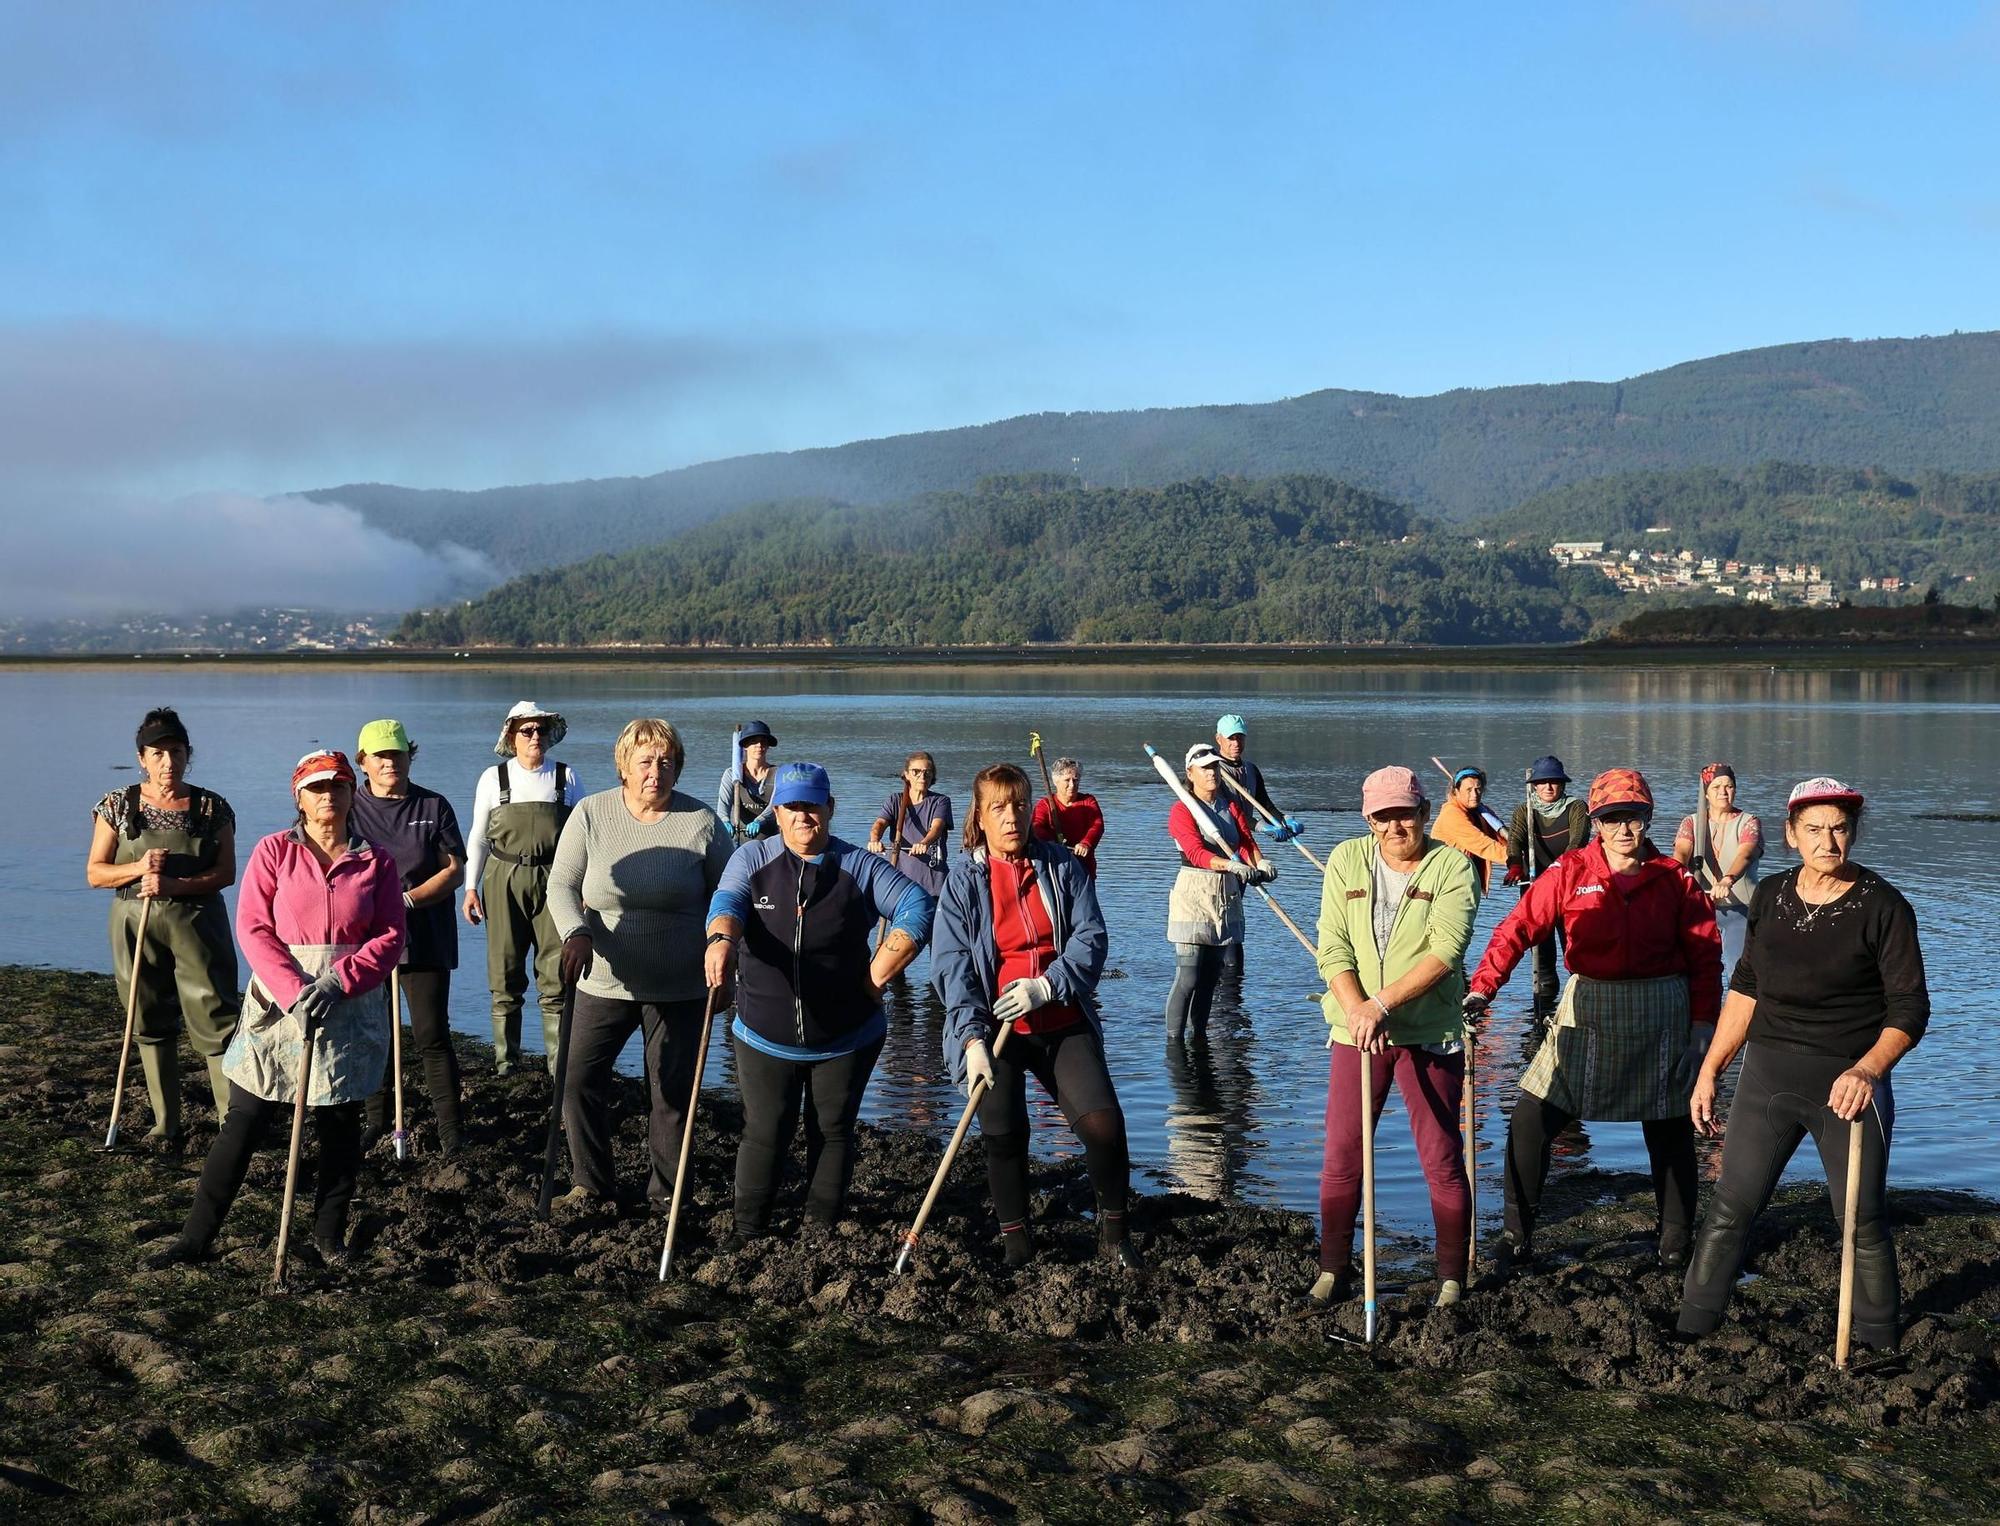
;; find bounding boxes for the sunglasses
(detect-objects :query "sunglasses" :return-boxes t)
[515,725,546,737]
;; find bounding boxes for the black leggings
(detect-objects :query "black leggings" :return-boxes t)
[1505,1095,1696,1249]
[364,967,462,1144]
[562,990,706,1202]
[181,1082,363,1249]
[1679,1044,1899,1346]
[731,1032,884,1234]
[978,1023,1129,1238]
[1165,943,1228,1043]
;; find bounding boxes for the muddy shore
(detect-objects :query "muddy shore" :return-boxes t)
[3,966,1997,1522]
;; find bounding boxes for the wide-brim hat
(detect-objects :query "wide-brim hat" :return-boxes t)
[1527,755,1569,785]
[736,720,778,747]
[495,701,567,756]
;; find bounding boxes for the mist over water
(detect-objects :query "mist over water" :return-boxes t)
[13,660,1998,1248]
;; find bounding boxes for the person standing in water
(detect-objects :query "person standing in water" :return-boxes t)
[87,707,241,1146]
[348,719,468,1155]
[1673,762,1762,978]
[868,751,954,898]
[1504,756,1590,1014]
[1431,766,1510,898]
[1031,756,1105,878]
[1164,742,1274,1044]
[1213,714,1301,974]
[463,702,580,1076]
[716,720,780,845]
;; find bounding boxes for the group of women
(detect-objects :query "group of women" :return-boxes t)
[103,704,1929,1353]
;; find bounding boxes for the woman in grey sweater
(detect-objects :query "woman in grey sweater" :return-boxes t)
[548,718,734,1210]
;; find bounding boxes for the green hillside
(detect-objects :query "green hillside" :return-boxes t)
[325,331,2000,577]
[396,475,1600,648]
[1478,463,2000,596]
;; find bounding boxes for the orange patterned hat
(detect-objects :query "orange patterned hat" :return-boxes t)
[1587,767,1654,819]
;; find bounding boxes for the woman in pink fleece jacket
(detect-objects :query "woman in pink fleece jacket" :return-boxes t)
[144,751,405,1270]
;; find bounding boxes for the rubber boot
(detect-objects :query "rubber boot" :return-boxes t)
[204,1055,231,1119]
[138,1044,184,1142]
[1851,1230,1902,1351]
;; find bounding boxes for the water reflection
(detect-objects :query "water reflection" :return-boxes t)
[1158,1024,1262,1202]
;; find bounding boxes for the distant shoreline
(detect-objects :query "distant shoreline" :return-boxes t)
[8,636,2000,672]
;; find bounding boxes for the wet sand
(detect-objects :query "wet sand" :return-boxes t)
[3,965,1996,1520]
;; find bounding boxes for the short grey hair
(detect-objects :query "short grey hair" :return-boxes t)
[1050,756,1081,782]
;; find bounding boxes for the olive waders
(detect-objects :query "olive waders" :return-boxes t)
[107,785,240,1137]
[482,761,571,1074]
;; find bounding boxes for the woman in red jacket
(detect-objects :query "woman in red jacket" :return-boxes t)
[1463,768,1722,1276]
[1032,756,1105,878]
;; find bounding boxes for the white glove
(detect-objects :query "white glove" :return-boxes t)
[293,969,344,1025]
[964,1038,995,1098]
[992,976,1055,1024]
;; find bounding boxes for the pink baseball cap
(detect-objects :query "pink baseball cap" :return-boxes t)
[1361,765,1425,818]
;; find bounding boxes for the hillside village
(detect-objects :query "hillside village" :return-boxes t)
[1544,534,1927,606]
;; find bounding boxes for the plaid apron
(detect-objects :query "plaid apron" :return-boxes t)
[1518,972,1694,1121]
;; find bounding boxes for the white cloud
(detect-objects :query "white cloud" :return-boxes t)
[0,488,498,619]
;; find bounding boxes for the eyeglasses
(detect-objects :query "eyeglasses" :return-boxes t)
[515,725,545,737]
[1598,814,1647,831]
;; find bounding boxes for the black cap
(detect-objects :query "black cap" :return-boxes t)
[737,720,778,747]
[135,707,190,751]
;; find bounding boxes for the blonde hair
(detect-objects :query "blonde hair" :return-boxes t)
[613,718,685,784]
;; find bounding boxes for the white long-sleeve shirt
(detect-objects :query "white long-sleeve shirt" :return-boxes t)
[463,759,584,886]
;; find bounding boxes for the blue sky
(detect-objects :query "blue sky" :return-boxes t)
[4,0,1999,515]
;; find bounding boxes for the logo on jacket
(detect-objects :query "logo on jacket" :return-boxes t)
[752,895,776,909]
[1574,883,1607,896]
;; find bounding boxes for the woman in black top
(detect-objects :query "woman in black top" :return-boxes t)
[1677,777,1929,1349]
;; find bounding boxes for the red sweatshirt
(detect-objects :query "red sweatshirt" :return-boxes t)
[1469,837,1723,1024]
[1167,796,1258,868]
[1032,793,1105,877]
[987,855,1081,1035]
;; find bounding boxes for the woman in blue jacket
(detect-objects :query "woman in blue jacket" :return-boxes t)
[931,763,1139,1269]
[704,762,932,1249]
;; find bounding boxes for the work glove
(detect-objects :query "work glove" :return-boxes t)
[293,969,345,1026]
[1256,819,1294,842]
[964,1038,996,1099]
[1245,862,1278,886]
[1220,859,1257,880]
[992,976,1055,1024]
[560,932,595,987]
[1461,990,1492,1025]
[1503,861,1524,886]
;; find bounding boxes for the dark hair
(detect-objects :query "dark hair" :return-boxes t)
[134,706,194,776]
[963,763,1031,852]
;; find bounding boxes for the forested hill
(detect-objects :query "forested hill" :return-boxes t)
[395,476,1599,648]
[1479,464,2000,594]
[323,331,2000,577]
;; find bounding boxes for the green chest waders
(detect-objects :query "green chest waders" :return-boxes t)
[481,762,570,1073]
[108,787,241,1132]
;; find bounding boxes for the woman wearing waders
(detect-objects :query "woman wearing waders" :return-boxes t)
[1678,778,1928,1350]
[349,719,467,1155]
[144,752,405,1268]
[932,763,1141,1270]
[1673,762,1763,978]
[1314,766,1478,1307]
[86,707,240,1147]
[715,719,779,845]
[1503,756,1589,1015]
[462,702,580,1076]
[702,763,933,1250]
[1163,742,1275,1045]
[867,750,954,898]
[547,719,734,1211]
[1465,768,1722,1277]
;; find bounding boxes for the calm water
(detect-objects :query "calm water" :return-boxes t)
[13,661,1998,1253]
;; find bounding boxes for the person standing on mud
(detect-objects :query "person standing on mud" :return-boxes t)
[1678,777,1927,1350]
[462,702,580,1077]
[1213,714,1302,976]
[1465,769,1721,1276]
[867,751,953,898]
[703,763,933,1250]
[546,719,734,1212]
[1431,766,1511,897]
[716,719,779,845]
[1673,763,1762,979]
[1164,742,1274,1045]
[1504,756,1589,1014]
[1314,766,1478,1307]
[144,751,405,1268]
[1031,756,1105,878]
[348,719,468,1156]
[931,763,1140,1270]
[87,707,241,1147]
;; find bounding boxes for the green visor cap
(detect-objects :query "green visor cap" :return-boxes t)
[357,718,412,756]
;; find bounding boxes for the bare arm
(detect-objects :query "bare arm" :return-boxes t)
[86,817,148,890]
[407,849,464,907]
[870,928,921,991]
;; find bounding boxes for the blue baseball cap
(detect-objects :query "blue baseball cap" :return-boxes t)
[1216,713,1248,738]
[771,761,831,807]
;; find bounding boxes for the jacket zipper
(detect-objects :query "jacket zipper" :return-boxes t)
[793,857,807,1046]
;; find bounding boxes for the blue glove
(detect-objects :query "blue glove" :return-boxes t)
[1256,819,1295,842]
[1283,814,1304,837]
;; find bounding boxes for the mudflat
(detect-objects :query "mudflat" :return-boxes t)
[4,966,1997,1521]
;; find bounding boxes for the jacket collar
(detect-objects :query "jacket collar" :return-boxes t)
[286,823,371,855]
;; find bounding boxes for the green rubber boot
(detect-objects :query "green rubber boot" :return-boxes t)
[204,1055,231,1119]
[138,1044,184,1142]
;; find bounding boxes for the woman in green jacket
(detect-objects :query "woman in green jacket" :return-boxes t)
[1313,766,1478,1307]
